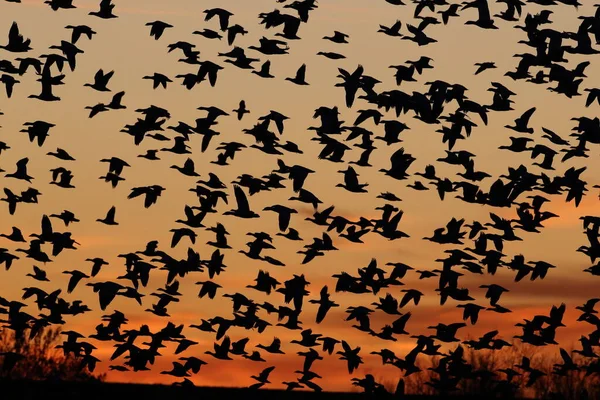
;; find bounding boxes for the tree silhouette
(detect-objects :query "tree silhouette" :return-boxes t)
[0,327,105,382]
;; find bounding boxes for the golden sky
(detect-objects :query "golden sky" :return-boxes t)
[1,0,600,391]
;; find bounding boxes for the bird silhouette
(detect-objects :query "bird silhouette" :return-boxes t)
[89,0,117,19]
[146,21,173,40]
[0,22,32,52]
[286,64,308,85]
[506,107,536,133]
[97,206,118,225]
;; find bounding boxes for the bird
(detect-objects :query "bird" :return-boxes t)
[252,61,275,79]
[317,52,346,60]
[379,20,402,37]
[65,25,96,44]
[205,336,232,360]
[227,24,248,45]
[193,29,223,40]
[263,205,297,232]
[146,21,173,40]
[0,22,32,53]
[85,103,109,118]
[63,270,89,293]
[233,100,250,120]
[249,366,275,389]
[170,228,197,248]
[143,73,172,89]
[89,0,118,19]
[86,258,109,277]
[204,8,233,31]
[128,185,165,208]
[97,206,118,225]
[0,227,25,243]
[47,148,75,161]
[171,158,199,177]
[541,128,570,146]
[25,265,49,282]
[196,281,222,299]
[337,167,368,193]
[0,74,19,98]
[286,64,309,85]
[323,31,349,44]
[309,286,339,323]
[86,281,124,310]
[474,62,496,75]
[84,69,114,92]
[5,158,33,182]
[223,186,259,219]
[505,107,536,133]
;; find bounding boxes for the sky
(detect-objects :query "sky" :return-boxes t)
[1,0,600,391]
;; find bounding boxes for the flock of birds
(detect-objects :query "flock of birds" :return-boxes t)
[1,0,600,396]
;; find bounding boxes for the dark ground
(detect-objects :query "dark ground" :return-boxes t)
[0,380,515,400]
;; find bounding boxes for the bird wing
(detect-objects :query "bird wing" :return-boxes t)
[586,90,597,108]
[128,187,145,199]
[93,69,105,84]
[233,185,251,213]
[278,210,291,232]
[478,0,492,22]
[104,70,115,83]
[399,291,412,308]
[98,286,118,310]
[9,22,21,43]
[260,60,271,74]
[207,66,220,87]
[389,147,407,171]
[296,64,307,81]
[41,214,53,237]
[316,304,328,324]
[519,107,536,125]
[260,366,275,379]
[559,348,572,365]
[16,157,29,173]
[183,158,195,171]
[201,131,216,152]
[171,229,186,248]
[110,91,125,106]
[106,206,116,221]
[67,274,80,293]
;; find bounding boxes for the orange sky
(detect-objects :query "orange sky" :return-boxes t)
[1,0,600,392]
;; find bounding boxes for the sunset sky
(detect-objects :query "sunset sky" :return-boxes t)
[1,0,599,391]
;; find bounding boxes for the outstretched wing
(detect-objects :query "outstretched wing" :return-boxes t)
[41,214,53,237]
[9,22,22,43]
[106,206,116,221]
[519,107,536,125]
[233,185,251,213]
[128,187,145,199]
[344,167,360,188]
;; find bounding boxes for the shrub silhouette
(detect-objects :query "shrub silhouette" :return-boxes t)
[388,341,600,399]
[0,327,105,382]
